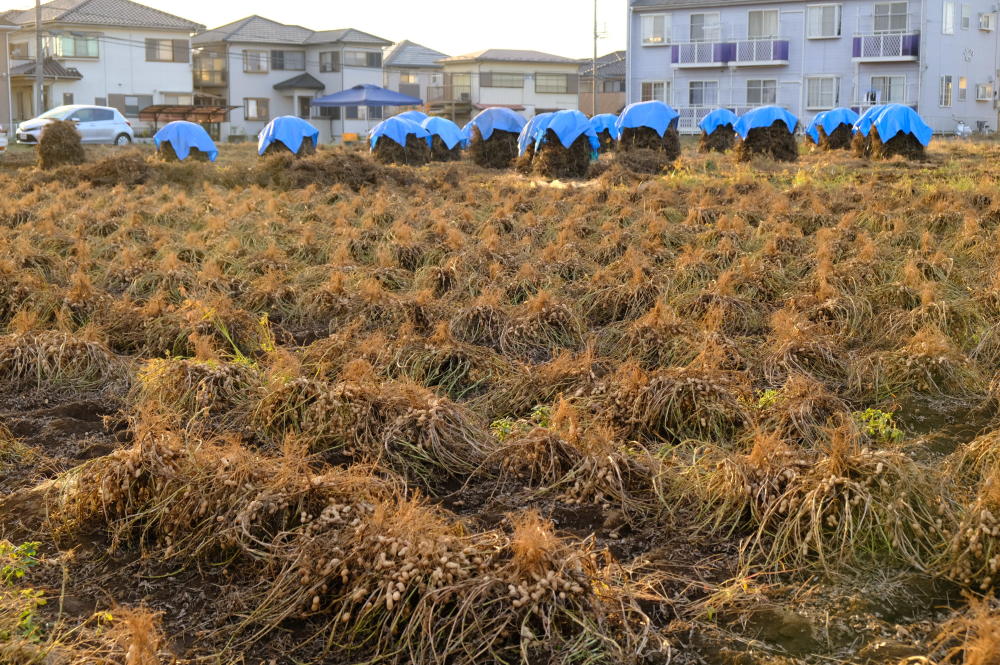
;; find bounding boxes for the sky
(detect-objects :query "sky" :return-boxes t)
[138,0,627,60]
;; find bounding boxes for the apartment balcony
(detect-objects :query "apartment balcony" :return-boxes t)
[671,42,732,67]
[671,38,788,67]
[852,31,919,61]
[427,85,472,103]
[675,105,762,133]
[194,69,227,87]
[732,39,789,66]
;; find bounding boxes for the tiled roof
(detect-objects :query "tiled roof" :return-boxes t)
[439,49,577,64]
[193,15,391,47]
[3,0,202,31]
[579,51,626,78]
[383,39,448,68]
[10,57,82,79]
[273,72,325,90]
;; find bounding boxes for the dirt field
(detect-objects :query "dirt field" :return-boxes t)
[2,138,1000,664]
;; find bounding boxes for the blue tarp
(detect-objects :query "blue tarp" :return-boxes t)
[153,121,218,162]
[537,109,600,155]
[807,107,860,142]
[589,113,620,140]
[396,110,428,123]
[368,116,430,149]
[615,101,680,137]
[460,122,472,148]
[518,112,554,155]
[698,108,738,135]
[857,104,933,146]
[421,116,464,150]
[734,106,798,138]
[312,84,422,107]
[466,107,526,141]
[805,112,826,143]
[852,105,887,137]
[257,115,320,156]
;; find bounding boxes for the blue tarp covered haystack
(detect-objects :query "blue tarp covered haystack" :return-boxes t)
[517,112,555,157]
[852,104,930,159]
[734,106,799,162]
[806,107,859,149]
[258,116,320,157]
[531,109,600,179]
[615,101,681,161]
[467,107,526,169]
[154,121,218,162]
[697,108,738,153]
[421,116,464,161]
[369,116,431,165]
[396,110,428,123]
[589,113,620,152]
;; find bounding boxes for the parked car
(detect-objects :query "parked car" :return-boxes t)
[16,105,134,145]
[0,124,7,156]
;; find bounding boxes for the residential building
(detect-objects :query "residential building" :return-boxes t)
[192,15,391,143]
[431,49,581,123]
[580,50,626,115]
[0,20,16,130]
[627,0,1000,133]
[382,39,447,114]
[2,0,203,130]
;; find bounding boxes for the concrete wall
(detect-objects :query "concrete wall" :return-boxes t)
[442,61,581,117]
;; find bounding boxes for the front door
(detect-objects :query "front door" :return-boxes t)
[298,96,311,119]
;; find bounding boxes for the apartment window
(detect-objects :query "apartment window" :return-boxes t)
[316,106,341,119]
[62,93,74,106]
[943,1,955,33]
[807,4,842,38]
[874,2,908,32]
[319,51,341,72]
[642,13,671,45]
[641,80,666,102]
[536,73,573,94]
[959,76,968,101]
[977,83,993,101]
[746,79,777,105]
[806,76,839,108]
[482,72,524,88]
[271,50,306,71]
[9,42,28,58]
[244,98,270,121]
[939,75,953,106]
[145,39,188,63]
[50,33,99,58]
[981,13,997,30]
[869,75,905,103]
[344,50,382,67]
[689,80,718,106]
[243,50,268,73]
[961,4,972,28]
[748,10,780,39]
[690,13,721,41]
[346,106,359,120]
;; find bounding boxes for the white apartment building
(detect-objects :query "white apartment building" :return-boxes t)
[382,39,447,114]
[1,0,202,130]
[0,21,16,130]
[628,0,1000,133]
[192,15,391,144]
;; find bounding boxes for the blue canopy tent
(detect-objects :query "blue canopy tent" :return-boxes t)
[154,121,218,162]
[396,110,428,123]
[517,112,555,156]
[734,106,798,138]
[421,116,464,152]
[258,115,320,156]
[311,84,423,142]
[615,100,680,137]
[534,109,600,157]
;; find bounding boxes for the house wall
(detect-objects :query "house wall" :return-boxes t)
[0,30,12,131]
[628,0,999,133]
[383,67,442,111]
[442,61,581,117]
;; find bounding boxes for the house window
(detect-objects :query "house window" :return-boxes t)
[344,50,382,67]
[95,97,107,106]
[9,42,28,58]
[162,93,193,105]
[961,4,972,28]
[368,106,384,120]
[50,33,99,58]
[874,2,908,32]
[320,51,341,72]
[271,50,306,71]
[603,79,625,93]
[124,96,142,116]
[977,83,993,101]
[642,13,671,45]
[939,75,953,106]
[316,106,341,119]
[943,2,955,33]
[536,73,572,94]
[63,93,74,106]
[688,80,718,106]
[641,80,666,102]
[400,72,419,84]
[145,39,188,63]
[244,98,270,121]
[243,50,268,73]
[869,75,905,103]
[746,79,777,105]
[108,94,152,117]
[806,76,838,108]
[690,13,721,41]
[748,10,779,39]
[483,72,524,88]
[346,106,359,120]
[807,4,842,38]
[959,76,968,101]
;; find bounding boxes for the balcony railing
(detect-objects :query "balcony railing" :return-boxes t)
[733,39,789,65]
[428,85,472,103]
[672,42,732,66]
[194,69,227,86]
[675,105,765,133]
[672,37,789,67]
[852,31,919,60]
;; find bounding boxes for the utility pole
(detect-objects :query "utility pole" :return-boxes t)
[34,0,43,115]
[592,0,598,116]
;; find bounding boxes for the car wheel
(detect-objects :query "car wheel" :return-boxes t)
[114,134,132,146]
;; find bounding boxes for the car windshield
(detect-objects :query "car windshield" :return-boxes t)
[38,106,74,120]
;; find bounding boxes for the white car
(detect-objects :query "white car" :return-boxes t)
[17,105,134,145]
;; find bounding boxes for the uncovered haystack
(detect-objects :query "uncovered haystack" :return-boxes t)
[735,121,799,162]
[533,130,592,179]
[698,125,735,153]
[37,119,85,170]
[373,134,431,166]
[469,127,519,169]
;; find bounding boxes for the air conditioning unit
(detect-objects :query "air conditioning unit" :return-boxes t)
[459,93,471,102]
[980,13,996,30]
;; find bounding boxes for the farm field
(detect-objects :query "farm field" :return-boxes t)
[3,139,1000,664]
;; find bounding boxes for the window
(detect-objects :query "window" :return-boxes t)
[806,76,838,108]
[961,4,972,28]
[95,97,107,107]
[400,72,419,84]
[50,34,99,58]
[9,42,28,58]
[243,50,268,73]
[368,106,384,120]
[959,76,968,101]
[124,96,141,116]
[92,109,114,121]
[483,72,524,88]
[68,108,94,122]
[62,93,74,106]
[874,2,908,32]
[642,13,671,45]
[603,79,625,93]
[344,50,381,67]
[746,79,777,105]
[320,51,341,72]
[807,4,842,37]
[536,73,573,94]
[316,106,341,119]
[162,93,193,105]
[346,106,359,120]
[641,80,666,102]
[244,98,270,121]
[869,75,905,103]
[145,39,188,63]
[271,50,306,71]
[690,13,721,41]
[981,13,997,30]
[108,94,152,117]
[977,83,993,101]
[943,2,955,33]
[748,10,780,39]
[939,75,953,106]
[688,80,718,106]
